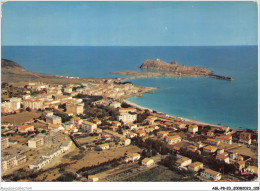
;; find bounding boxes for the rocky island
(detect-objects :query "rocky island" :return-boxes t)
[140,59,211,75]
[114,59,234,80]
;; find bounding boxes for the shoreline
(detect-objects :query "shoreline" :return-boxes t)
[123,99,243,132]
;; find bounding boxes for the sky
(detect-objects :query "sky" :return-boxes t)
[1,1,258,46]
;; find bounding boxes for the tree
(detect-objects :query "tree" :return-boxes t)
[25,107,31,112]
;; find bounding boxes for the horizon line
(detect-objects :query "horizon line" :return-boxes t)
[1,44,258,47]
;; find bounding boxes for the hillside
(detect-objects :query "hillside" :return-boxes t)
[1,59,111,84]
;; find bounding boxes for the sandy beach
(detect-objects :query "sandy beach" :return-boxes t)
[124,99,227,130]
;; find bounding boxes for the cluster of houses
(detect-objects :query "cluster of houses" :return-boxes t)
[101,130,131,146]
[74,81,141,99]
[1,82,86,114]
[125,153,154,167]
[1,81,257,182]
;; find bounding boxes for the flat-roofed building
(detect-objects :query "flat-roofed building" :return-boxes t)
[46,115,62,124]
[2,154,27,171]
[1,137,9,150]
[239,132,251,145]
[66,102,84,115]
[22,99,43,110]
[49,130,64,143]
[28,134,48,148]
[29,157,50,170]
[117,113,137,123]
[81,120,97,133]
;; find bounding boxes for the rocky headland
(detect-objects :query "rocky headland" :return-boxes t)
[114,59,234,80]
[1,59,117,84]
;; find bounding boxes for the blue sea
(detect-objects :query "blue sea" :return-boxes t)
[2,46,258,130]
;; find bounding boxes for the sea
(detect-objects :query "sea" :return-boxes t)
[1,46,258,130]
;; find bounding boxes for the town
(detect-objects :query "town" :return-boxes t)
[1,80,258,182]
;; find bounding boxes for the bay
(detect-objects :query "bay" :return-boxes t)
[2,46,258,129]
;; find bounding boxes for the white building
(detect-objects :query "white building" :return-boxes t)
[88,175,99,182]
[120,137,131,146]
[1,137,9,150]
[126,153,140,162]
[216,155,230,164]
[2,154,27,171]
[22,99,43,110]
[166,135,182,145]
[117,113,137,123]
[29,157,50,170]
[188,125,198,134]
[110,102,121,108]
[216,135,232,144]
[142,158,154,167]
[98,143,109,150]
[176,157,192,167]
[28,134,47,148]
[200,168,221,181]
